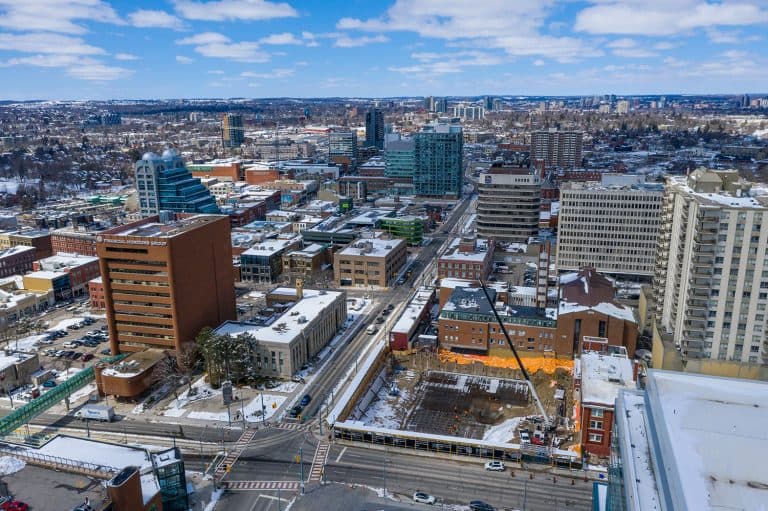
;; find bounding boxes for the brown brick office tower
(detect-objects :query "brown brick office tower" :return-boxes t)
[97,215,236,354]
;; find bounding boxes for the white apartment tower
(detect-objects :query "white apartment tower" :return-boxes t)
[556,177,663,278]
[653,168,768,365]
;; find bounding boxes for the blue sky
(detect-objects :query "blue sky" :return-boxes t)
[1,0,767,100]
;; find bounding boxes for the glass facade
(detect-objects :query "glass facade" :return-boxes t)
[414,124,463,198]
[151,448,189,511]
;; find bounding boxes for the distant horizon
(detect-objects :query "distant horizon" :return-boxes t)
[2,92,767,104]
[1,1,767,99]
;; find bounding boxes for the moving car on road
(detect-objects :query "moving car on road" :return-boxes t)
[484,461,505,471]
[412,492,436,504]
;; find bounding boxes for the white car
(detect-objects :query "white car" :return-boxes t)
[413,492,436,505]
[484,461,505,471]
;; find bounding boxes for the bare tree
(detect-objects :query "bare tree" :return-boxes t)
[175,342,199,392]
[151,356,181,400]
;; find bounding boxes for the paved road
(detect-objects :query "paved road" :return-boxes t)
[219,436,592,511]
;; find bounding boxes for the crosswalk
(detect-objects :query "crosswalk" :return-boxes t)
[307,440,330,482]
[222,480,302,491]
[215,427,258,478]
[273,421,308,431]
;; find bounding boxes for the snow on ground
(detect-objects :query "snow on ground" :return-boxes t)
[204,488,224,511]
[10,334,48,352]
[483,416,525,443]
[187,393,286,423]
[270,381,298,393]
[0,456,25,475]
[162,377,220,418]
[68,382,97,402]
[358,386,409,429]
[56,368,83,381]
[47,317,86,331]
[247,291,265,299]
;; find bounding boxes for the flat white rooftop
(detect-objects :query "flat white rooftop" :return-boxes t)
[620,370,768,511]
[338,238,404,258]
[216,288,343,344]
[580,352,634,406]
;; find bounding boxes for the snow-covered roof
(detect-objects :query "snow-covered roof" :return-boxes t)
[37,436,151,469]
[615,390,661,511]
[241,237,298,257]
[338,238,404,258]
[215,288,343,345]
[558,300,637,323]
[392,288,433,335]
[439,237,491,263]
[0,351,34,371]
[24,270,67,280]
[580,352,634,406]
[0,245,34,258]
[37,252,98,269]
[643,370,768,511]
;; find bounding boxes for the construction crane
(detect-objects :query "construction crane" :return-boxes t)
[478,280,552,428]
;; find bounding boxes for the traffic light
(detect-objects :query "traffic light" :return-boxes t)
[272,402,277,408]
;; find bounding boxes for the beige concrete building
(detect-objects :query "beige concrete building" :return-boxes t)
[557,179,663,278]
[214,287,347,378]
[476,163,541,243]
[653,168,768,366]
[334,237,407,288]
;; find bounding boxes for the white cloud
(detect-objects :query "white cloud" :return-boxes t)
[653,41,677,50]
[176,32,269,62]
[607,38,637,49]
[333,35,389,48]
[176,55,194,63]
[208,69,225,74]
[173,0,298,21]
[0,0,122,34]
[0,32,106,55]
[605,37,658,57]
[259,32,303,45]
[241,67,294,78]
[390,50,503,75]
[128,9,185,30]
[115,52,139,61]
[575,1,768,36]
[338,1,597,62]
[533,59,545,66]
[1,52,132,81]
[67,61,133,81]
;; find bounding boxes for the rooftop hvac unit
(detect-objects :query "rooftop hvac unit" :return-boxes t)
[297,316,307,324]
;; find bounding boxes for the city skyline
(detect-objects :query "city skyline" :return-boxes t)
[0,0,767,100]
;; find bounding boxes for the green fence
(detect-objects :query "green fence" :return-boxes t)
[0,354,127,437]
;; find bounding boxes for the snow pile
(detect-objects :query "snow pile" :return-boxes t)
[358,386,409,429]
[12,334,49,352]
[483,416,525,443]
[204,488,224,511]
[187,394,286,423]
[0,456,25,476]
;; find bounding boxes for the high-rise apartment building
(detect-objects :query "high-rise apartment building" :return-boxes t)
[531,129,583,168]
[221,113,244,148]
[365,108,384,149]
[413,121,463,198]
[653,169,768,365]
[557,178,663,278]
[328,130,358,171]
[434,97,448,113]
[476,162,540,243]
[97,215,236,354]
[134,150,219,217]
[424,96,435,111]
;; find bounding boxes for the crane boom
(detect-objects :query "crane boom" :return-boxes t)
[478,280,551,427]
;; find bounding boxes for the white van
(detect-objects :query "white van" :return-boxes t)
[366,324,378,335]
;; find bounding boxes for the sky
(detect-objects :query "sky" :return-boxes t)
[0,0,767,100]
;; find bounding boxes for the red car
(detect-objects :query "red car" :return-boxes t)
[82,353,94,362]
[1,500,29,511]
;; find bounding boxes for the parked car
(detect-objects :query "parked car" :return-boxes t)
[484,461,505,471]
[72,352,82,360]
[519,430,531,444]
[82,353,94,362]
[413,492,436,505]
[299,394,312,406]
[1,500,29,511]
[63,341,80,348]
[100,348,112,355]
[288,405,302,418]
[469,500,496,511]
[42,380,57,388]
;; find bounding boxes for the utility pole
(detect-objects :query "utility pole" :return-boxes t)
[299,446,305,495]
[261,392,266,426]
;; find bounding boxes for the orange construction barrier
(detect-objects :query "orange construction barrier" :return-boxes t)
[437,350,574,375]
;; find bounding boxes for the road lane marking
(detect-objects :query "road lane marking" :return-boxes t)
[336,446,347,463]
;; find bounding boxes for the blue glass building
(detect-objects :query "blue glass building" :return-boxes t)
[135,149,219,216]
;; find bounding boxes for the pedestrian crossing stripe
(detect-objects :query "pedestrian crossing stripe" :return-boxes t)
[222,481,301,490]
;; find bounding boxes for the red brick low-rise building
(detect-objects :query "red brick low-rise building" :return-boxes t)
[437,237,494,281]
[0,246,36,278]
[577,350,635,458]
[89,276,105,309]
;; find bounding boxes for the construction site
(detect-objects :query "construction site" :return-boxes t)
[347,349,578,451]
